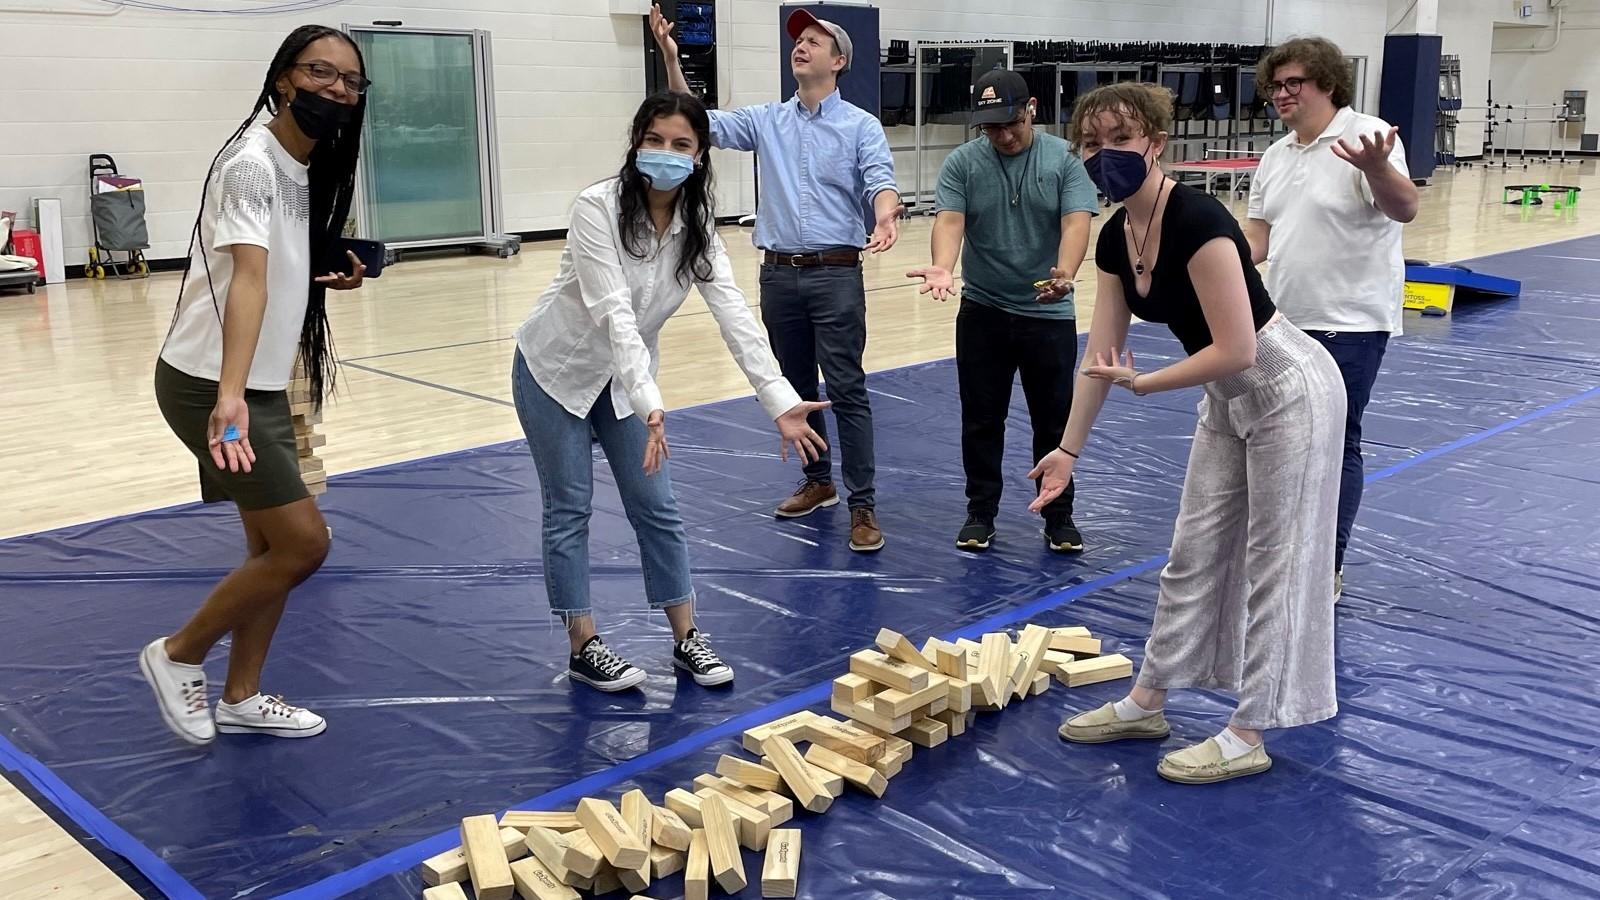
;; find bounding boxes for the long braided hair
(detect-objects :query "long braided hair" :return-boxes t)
[176,25,367,408]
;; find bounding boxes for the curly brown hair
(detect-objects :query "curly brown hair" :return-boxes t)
[1068,82,1174,148]
[1257,37,1353,108]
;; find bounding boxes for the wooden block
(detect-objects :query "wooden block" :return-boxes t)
[523,826,604,881]
[1050,634,1103,657]
[919,637,943,667]
[576,798,648,870]
[699,794,749,893]
[292,409,322,427]
[289,399,315,417]
[619,790,653,892]
[650,803,693,852]
[1011,624,1053,701]
[1031,671,1051,696]
[299,455,325,475]
[935,640,968,680]
[648,843,686,879]
[1051,626,1092,638]
[742,711,817,754]
[904,717,949,749]
[590,864,623,895]
[423,884,469,900]
[693,786,770,850]
[663,788,707,828]
[296,431,326,453]
[716,754,786,792]
[875,627,940,672]
[831,693,913,735]
[979,633,1011,708]
[872,673,950,720]
[305,478,327,497]
[831,672,878,705]
[507,857,579,900]
[848,649,930,694]
[1039,649,1076,677]
[868,750,904,779]
[460,814,516,900]
[761,735,833,813]
[760,755,845,798]
[695,774,794,826]
[1057,653,1133,687]
[802,715,887,763]
[944,674,973,713]
[421,826,527,886]
[931,707,968,737]
[300,469,327,487]
[803,743,887,798]
[762,828,802,899]
[685,830,709,900]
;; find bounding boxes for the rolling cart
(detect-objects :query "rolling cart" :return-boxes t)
[87,153,150,279]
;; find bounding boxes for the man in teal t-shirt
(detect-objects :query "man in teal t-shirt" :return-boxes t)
[908,68,1099,553]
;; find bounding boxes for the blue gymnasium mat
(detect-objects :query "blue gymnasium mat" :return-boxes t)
[1,236,1599,899]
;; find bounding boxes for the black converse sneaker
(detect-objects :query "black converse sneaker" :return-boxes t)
[673,629,734,686]
[569,636,646,692]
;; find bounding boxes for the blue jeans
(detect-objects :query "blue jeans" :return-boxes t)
[511,349,694,621]
[1305,329,1390,573]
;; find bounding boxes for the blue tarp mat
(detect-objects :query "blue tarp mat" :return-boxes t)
[2,236,1599,899]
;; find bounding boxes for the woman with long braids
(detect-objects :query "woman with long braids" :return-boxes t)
[513,91,828,692]
[140,26,368,744]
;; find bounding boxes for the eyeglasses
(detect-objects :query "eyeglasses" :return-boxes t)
[294,61,371,95]
[979,119,1027,135]
[1263,77,1307,98]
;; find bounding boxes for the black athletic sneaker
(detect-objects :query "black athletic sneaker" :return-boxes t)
[569,636,646,692]
[1044,517,1084,553]
[955,515,996,551]
[673,629,734,686]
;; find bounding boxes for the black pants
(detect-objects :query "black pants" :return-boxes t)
[1305,329,1390,572]
[956,298,1076,522]
[758,261,875,509]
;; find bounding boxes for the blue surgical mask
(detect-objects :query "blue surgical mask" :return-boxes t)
[1084,145,1153,202]
[635,149,696,190]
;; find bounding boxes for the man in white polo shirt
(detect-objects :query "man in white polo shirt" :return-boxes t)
[1246,36,1420,599]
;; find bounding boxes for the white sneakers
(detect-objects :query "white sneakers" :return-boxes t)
[215,693,326,738]
[139,637,325,744]
[139,638,216,746]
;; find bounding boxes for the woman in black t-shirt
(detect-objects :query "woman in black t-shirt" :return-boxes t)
[1034,83,1348,784]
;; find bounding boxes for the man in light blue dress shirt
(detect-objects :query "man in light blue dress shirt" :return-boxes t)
[653,5,903,553]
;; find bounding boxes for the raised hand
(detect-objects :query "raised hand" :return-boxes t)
[1331,126,1398,174]
[649,4,679,58]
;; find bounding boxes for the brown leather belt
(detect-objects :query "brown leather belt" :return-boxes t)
[762,249,861,268]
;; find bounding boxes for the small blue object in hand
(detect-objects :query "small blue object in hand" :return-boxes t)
[223,425,240,442]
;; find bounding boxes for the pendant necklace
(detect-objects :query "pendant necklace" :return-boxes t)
[1128,178,1169,276]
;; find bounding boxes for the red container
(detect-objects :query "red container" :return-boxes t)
[10,229,44,277]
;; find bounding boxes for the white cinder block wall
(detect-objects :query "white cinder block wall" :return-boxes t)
[3,0,1389,268]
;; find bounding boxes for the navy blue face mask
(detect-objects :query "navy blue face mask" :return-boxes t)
[1084,145,1154,202]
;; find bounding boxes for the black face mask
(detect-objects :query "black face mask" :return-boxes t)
[288,89,355,141]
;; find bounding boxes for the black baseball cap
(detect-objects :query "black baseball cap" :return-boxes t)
[971,69,1031,126]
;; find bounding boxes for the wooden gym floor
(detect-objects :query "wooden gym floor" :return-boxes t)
[0,158,1594,898]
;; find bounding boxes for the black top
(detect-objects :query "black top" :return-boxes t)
[1096,182,1276,356]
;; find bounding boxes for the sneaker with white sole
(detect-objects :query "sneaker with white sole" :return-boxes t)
[138,638,215,746]
[215,693,327,738]
[674,629,734,686]
[569,636,647,692]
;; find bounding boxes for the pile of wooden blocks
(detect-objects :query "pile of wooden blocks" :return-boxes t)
[287,360,326,497]
[418,623,1127,899]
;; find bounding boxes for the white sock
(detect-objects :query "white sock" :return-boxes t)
[1113,696,1161,721]
[1214,727,1260,760]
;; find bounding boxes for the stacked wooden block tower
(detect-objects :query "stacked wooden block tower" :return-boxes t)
[419,623,1131,899]
[287,359,327,497]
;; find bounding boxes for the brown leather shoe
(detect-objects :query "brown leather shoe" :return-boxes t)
[775,480,839,518]
[849,507,885,552]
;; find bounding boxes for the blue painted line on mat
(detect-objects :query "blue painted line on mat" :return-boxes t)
[280,377,1600,900]
[0,736,203,900]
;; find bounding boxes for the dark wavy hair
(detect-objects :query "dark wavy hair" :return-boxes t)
[1257,37,1354,109]
[617,91,715,285]
[176,25,366,409]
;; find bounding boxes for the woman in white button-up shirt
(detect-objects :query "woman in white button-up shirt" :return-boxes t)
[512,92,827,693]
